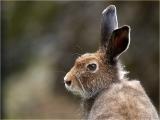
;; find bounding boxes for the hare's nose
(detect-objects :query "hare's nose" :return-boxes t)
[64,76,72,86]
[65,80,72,86]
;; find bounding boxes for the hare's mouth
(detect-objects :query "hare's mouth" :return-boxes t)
[65,83,82,96]
[64,80,94,98]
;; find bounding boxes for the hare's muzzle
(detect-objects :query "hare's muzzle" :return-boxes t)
[64,75,72,87]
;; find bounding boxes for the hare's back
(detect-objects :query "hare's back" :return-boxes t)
[89,80,159,120]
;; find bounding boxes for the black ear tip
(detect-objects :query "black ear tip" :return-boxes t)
[121,25,131,32]
[102,5,116,15]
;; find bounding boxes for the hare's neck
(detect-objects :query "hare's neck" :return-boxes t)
[81,82,119,118]
[82,96,96,119]
[82,89,104,118]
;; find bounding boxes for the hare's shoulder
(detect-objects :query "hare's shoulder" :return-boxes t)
[91,80,145,109]
[105,80,145,97]
[119,80,145,94]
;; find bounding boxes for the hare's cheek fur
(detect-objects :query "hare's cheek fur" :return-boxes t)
[78,68,108,98]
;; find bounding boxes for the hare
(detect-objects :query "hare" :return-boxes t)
[64,5,159,120]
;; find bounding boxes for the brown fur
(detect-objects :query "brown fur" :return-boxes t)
[64,5,159,120]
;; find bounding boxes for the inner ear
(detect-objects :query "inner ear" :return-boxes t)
[107,25,130,60]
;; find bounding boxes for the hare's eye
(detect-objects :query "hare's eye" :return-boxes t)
[87,63,97,71]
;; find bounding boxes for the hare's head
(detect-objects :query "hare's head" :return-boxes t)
[64,5,130,98]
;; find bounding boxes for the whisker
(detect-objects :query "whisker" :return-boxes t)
[53,70,66,74]
[71,52,82,58]
[60,80,65,84]
[77,77,86,96]
[74,44,84,52]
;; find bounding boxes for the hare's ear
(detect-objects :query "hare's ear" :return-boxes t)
[101,5,118,47]
[107,25,130,61]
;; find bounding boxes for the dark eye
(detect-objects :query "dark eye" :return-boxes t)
[87,63,97,71]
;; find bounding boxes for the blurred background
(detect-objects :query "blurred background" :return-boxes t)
[1,1,159,119]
